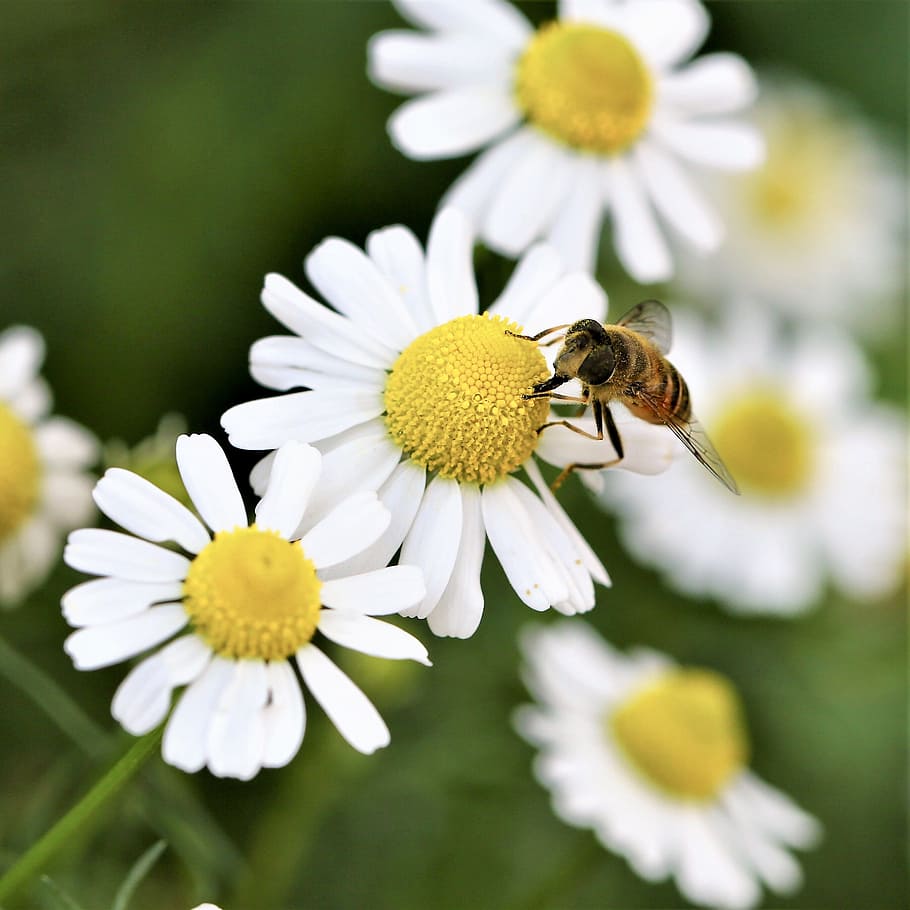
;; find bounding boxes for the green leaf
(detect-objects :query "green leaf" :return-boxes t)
[109,840,167,910]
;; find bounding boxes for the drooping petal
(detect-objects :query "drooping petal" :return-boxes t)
[262,661,306,769]
[64,604,188,670]
[320,566,426,615]
[175,434,247,534]
[254,441,322,539]
[92,468,210,554]
[296,644,390,754]
[320,612,431,666]
[64,529,190,582]
[206,660,269,780]
[299,492,390,569]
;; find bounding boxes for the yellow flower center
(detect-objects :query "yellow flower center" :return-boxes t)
[711,389,815,498]
[183,525,322,661]
[610,669,749,802]
[0,403,41,542]
[384,314,550,485]
[515,22,653,154]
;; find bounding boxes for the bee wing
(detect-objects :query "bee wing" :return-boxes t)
[615,299,672,354]
[632,388,740,494]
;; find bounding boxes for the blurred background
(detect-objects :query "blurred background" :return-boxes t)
[0,2,906,908]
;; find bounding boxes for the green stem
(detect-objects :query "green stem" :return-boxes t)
[0,728,162,906]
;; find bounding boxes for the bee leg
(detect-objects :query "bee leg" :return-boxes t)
[551,458,622,491]
[536,419,602,439]
[523,392,589,403]
[506,325,570,344]
[549,402,624,491]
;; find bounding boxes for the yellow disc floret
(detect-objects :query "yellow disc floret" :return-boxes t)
[0,403,41,542]
[610,668,749,802]
[712,388,815,498]
[183,525,322,661]
[384,314,550,485]
[515,22,653,154]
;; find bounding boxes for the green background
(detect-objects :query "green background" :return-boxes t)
[0,2,906,909]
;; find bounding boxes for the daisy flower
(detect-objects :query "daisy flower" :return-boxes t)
[368,0,763,281]
[222,208,675,639]
[599,305,908,613]
[62,434,430,779]
[674,74,907,334]
[0,326,98,606]
[516,621,821,910]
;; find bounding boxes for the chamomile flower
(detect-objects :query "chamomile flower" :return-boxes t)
[0,326,98,606]
[368,0,762,281]
[516,621,821,910]
[674,74,906,334]
[222,209,674,639]
[62,434,429,779]
[599,305,908,613]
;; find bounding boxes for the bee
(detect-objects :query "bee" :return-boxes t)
[510,299,739,494]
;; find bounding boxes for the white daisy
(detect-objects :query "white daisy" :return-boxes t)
[222,208,675,639]
[62,434,430,780]
[516,620,821,910]
[0,326,98,606]
[599,304,908,614]
[674,74,907,335]
[368,0,763,281]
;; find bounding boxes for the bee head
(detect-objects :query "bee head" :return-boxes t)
[554,320,615,385]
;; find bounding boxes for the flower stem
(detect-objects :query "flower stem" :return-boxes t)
[0,728,162,905]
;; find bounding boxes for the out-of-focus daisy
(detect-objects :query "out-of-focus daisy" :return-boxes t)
[222,209,674,639]
[0,326,98,606]
[516,621,821,910]
[62,434,429,779]
[368,0,762,281]
[675,74,906,334]
[599,305,907,613]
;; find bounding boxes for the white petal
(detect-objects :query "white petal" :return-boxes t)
[441,128,535,223]
[112,635,211,735]
[482,135,574,256]
[64,529,190,582]
[41,471,96,529]
[249,451,277,498]
[388,85,520,160]
[319,461,426,579]
[658,53,758,115]
[425,207,479,322]
[652,118,765,171]
[176,434,247,533]
[62,577,184,627]
[525,459,610,586]
[523,273,608,337]
[731,772,822,848]
[320,566,426,615]
[545,157,606,273]
[613,0,709,70]
[222,388,385,451]
[261,273,395,370]
[262,661,306,768]
[320,612,431,666]
[392,0,532,51]
[305,237,418,349]
[206,660,269,780]
[366,224,435,334]
[488,243,566,323]
[64,604,187,670]
[163,657,234,773]
[93,468,210,554]
[296,644,390,754]
[606,156,673,283]
[426,484,485,638]
[635,139,723,252]
[299,492,390,569]
[399,475,463,619]
[0,325,44,399]
[34,417,99,469]
[9,375,51,422]
[482,478,570,609]
[296,425,401,533]
[254,442,322,539]
[369,30,514,93]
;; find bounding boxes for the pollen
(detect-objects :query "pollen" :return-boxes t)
[383,314,550,485]
[182,525,322,661]
[0,404,41,542]
[711,388,815,498]
[610,668,749,802]
[515,22,653,154]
